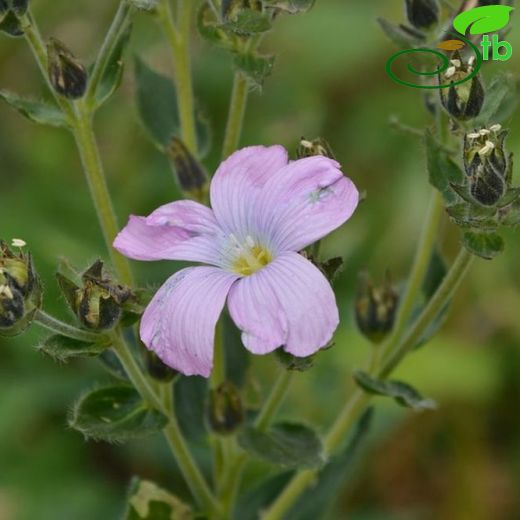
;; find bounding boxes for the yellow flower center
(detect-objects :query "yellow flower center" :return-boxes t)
[230,236,272,276]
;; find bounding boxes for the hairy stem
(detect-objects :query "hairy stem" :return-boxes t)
[157,0,198,153]
[34,309,104,342]
[72,101,134,286]
[222,72,249,159]
[86,0,132,107]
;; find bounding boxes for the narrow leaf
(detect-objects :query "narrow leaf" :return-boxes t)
[39,334,110,362]
[353,370,437,411]
[0,90,68,127]
[453,5,513,35]
[238,422,324,469]
[234,53,275,89]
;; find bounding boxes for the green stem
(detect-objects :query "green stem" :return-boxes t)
[86,0,132,107]
[261,248,474,520]
[380,190,444,362]
[72,101,134,286]
[255,369,293,431]
[34,309,103,342]
[222,72,249,159]
[157,0,198,153]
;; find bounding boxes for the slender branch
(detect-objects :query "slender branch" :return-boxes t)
[255,369,293,432]
[72,101,134,286]
[34,309,104,342]
[86,0,132,107]
[222,72,249,159]
[157,0,198,153]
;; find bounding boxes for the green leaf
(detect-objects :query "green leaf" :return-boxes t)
[318,256,344,282]
[134,57,211,156]
[222,8,272,36]
[39,334,111,362]
[497,187,520,208]
[476,74,519,125]
[422,248,447,300]
[0,90,68,127]
[500,199,520,227]
[463,231,505,260]
[265,0,315,14]
[425,129,464,203]
[238,422,324,469]
[125,478,193,520]
[95,23,132,108]
[134,56,180,147]
[377,18,424,48]
[197,2,236,50]
[69,385,168,442]
[275,349,314,372]
[174,376,208,440]
[353,371,437,411]
[0,9,23,37]
[453,5,513,35]
[234,53,275,89]
[446,202,498,231]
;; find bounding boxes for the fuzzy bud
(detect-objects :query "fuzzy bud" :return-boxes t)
[143,347,178,383]
[47,38,87,99]
[439,54,484,121]
[0,240,42,336]
[207,382,244,435]
[405,0,439,29]
[464,125,511,206]
[57,260,131,331]
[355,273,399,344]
[167,137,209,202]
[297,137,336,160]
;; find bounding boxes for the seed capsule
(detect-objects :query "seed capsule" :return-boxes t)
[47,38,87,99]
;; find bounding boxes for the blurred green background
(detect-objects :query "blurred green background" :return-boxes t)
[1,1,520,518]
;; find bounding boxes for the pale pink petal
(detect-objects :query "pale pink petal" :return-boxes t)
[254,156,359,252]
[210,145,289,234]
[113,200,226,265]
[140,267,239,377]
[228,252,338,357]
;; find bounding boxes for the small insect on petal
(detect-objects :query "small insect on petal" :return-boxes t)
[11,238,26,248]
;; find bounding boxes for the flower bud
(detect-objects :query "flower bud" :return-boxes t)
[167,137,209,202]
[296,137,336,160]
[355,272,399,344]
[47,38,87,99]
[439,55,484,121]
[56,260,131,331]
[207,381,244,435]
[405,0,439,29]
[222,0,263,20]
[0,240,42,336]
[143,346,178,383]
[464,125,510,206]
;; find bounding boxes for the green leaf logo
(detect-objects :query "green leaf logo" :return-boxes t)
[453,5,514,35]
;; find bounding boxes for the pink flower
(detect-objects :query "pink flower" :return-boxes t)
[113,146,359,377]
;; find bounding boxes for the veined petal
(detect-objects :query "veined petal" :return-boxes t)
[210,145,289,235]
[228,252,339,357]
[140,267,239,377]
[255,156,359,251]
[113,200,226,265]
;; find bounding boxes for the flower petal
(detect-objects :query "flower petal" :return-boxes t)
[228,252,339,357]
[255,156,359,251]
[113,200,226,265]
[140,267,239,377]
[210,145,289,234]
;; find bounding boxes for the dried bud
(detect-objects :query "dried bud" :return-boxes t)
[355,273,399,344]
[439,54,484,121]
[297,137,336,160]
[143,347,178,383]
[167,137,209,202]
[47,38,87,99]
[0,239,42,336]
[464,125,511,206]
[57,260,131,331]
[207,381,244,435]
[405,0,439,29]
